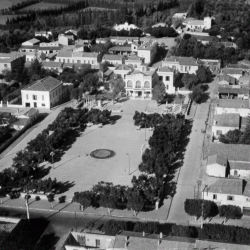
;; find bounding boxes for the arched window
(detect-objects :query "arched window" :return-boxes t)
[144,81,150,88]
[127,80,133,87]
[135,81,141,88]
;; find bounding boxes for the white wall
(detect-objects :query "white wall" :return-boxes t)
[138,50,151,64]
[206,164,226,177]
[158,71,175,94]
[204,192,250,209]
[215,107,250,117]
[230,169,250,179]
[56,56,98,65]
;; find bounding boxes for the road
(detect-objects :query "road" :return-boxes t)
[0,206,139,248]
[167,79,217,224]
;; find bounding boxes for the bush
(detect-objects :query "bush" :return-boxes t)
[24,194,31,200]
[58,195,66,203]
[35,196,40,201]
[103,220,129,235]
[219,205,242,220]
[219,129,242,144]
[47,193,54,202]
[133,221,160,234]
[189,85,204,103]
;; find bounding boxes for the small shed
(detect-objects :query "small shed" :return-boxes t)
[206,154,228,177]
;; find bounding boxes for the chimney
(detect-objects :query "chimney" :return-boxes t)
[142,231,145,237]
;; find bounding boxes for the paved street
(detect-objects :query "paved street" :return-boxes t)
[167,79,217,224]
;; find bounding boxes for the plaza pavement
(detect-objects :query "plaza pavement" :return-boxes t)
[0,99,173,221]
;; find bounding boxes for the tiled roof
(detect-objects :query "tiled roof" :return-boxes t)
[208,143,250,162]
[208,178,243,195]
[164,56,198,66]
[23,108,38,117]
[207,154,228,166]
[126,55,142,61]
[42,61,62,67]
[102,54,123,61]
[57,50,72,57]
[213,113,240,127]
[219,74,237,84]
[13,118,29,127]
[115,64,133,71]
[221,68,243,75]
[38,46,61,51]
[109,46,131,52]
[218,86,248,95]
[215,99,249,109]
[23,76,61,92]
[229,160,250,170]
[24,38,40,44]
[20,45,39,50]
[158,66,174,73]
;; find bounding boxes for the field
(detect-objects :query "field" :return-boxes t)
[19,2,67,11]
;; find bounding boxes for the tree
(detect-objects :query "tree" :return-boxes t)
[47,193,54,209]
[152,82,165,104]
[196,66,210,83]
[219,205,242,222]
[240,115,250,144]
[110,78,125,102]
[103,220,128,235]
[219,129,242,144]
[126,189,144,216]
[181,73,199,90]
[189,85,204,103]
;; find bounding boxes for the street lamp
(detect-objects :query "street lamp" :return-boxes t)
[50,151,55,169]
[126,153,130,175]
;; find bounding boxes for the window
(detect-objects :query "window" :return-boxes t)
[144,81,150,88]
[59,59,61,62]
[189,66,191,70]
[213,194,217,200]
[185,66,187,71]
[96,239,100,247]
[67,59,70,63]
[42,103,45,107]
[72,60,74,63]
[77,60,80,63]
[42,95,44,101]
[234,170,238,176]
[159,76,163,81]
[26,94,28,100]
[165,76,170,81]
[63,59,65,62]
[135,81,141,88]
[166,85,169,90]
[4,64,7,68]
[227,196,234,201]
[33,95,37,100]
[127,80,133,87]
[92,60,94,64]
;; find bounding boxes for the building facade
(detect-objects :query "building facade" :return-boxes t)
[157,66,175,94]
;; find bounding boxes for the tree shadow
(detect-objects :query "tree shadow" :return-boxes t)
[54,181,75,194]
[33,166,52,180]
[34,232,59,250]
[108,115,122,125]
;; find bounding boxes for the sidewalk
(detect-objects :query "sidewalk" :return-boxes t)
[0,197,170,222]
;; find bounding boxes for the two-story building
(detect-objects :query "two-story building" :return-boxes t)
[157,66,175,94]
[113,64,133,79]
[162,56,199,74]
[21,76,64,109]
[125,65,157,99]
[137,41,157,64]
[125,54,144,68]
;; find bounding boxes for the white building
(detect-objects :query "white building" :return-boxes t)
[206,154,227,177]
[113,64,133,80]
[58,34,72,46]
[162,56,199,74]
[125,65,158,99]
[56,50,99,66]
[21,76,64,109]
[22,38,40,47]
[203,178,250,210]
[137,41,157,64]
[212,113,240,139]
[102,54,124,66]
[229,160,250,179]
[184,17,212,31]
[214,99,250,117]
[35,31,52,39]
[157,66,175,94]
[125,54,144,68]
[113,22,139,31]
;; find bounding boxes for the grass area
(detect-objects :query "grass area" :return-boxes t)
[19,2,67,11]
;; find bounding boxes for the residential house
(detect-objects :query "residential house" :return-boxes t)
[218,86,249,99]
[212,113,241,138]
[0,53,25,73]
[109,46,132,55]
[206,154,228,177]
[102,54,124,66]
[38,45,62,55]
[184,17,212,31]
[96,38,109,44]
[238,73,250,86]
[200,59,221,72]
[42,61,63,72]
[214,99,250,117]
[125,65,157,99]
[21,76,64,109]
[229,160,250,179]
[113,22,139,31]
[125,54,144,68]
[157,66,175,94]
[35,31,52,39]
[55,50,99,67]
[221,68,243,80]
[203,178,250,209]
[58,34,73,46]
[113,64,133,79]
[110,36,139,45]
[137,41,157,64]
[13,108,39,131]
[219,74,237,85]
[162,56,199,74]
